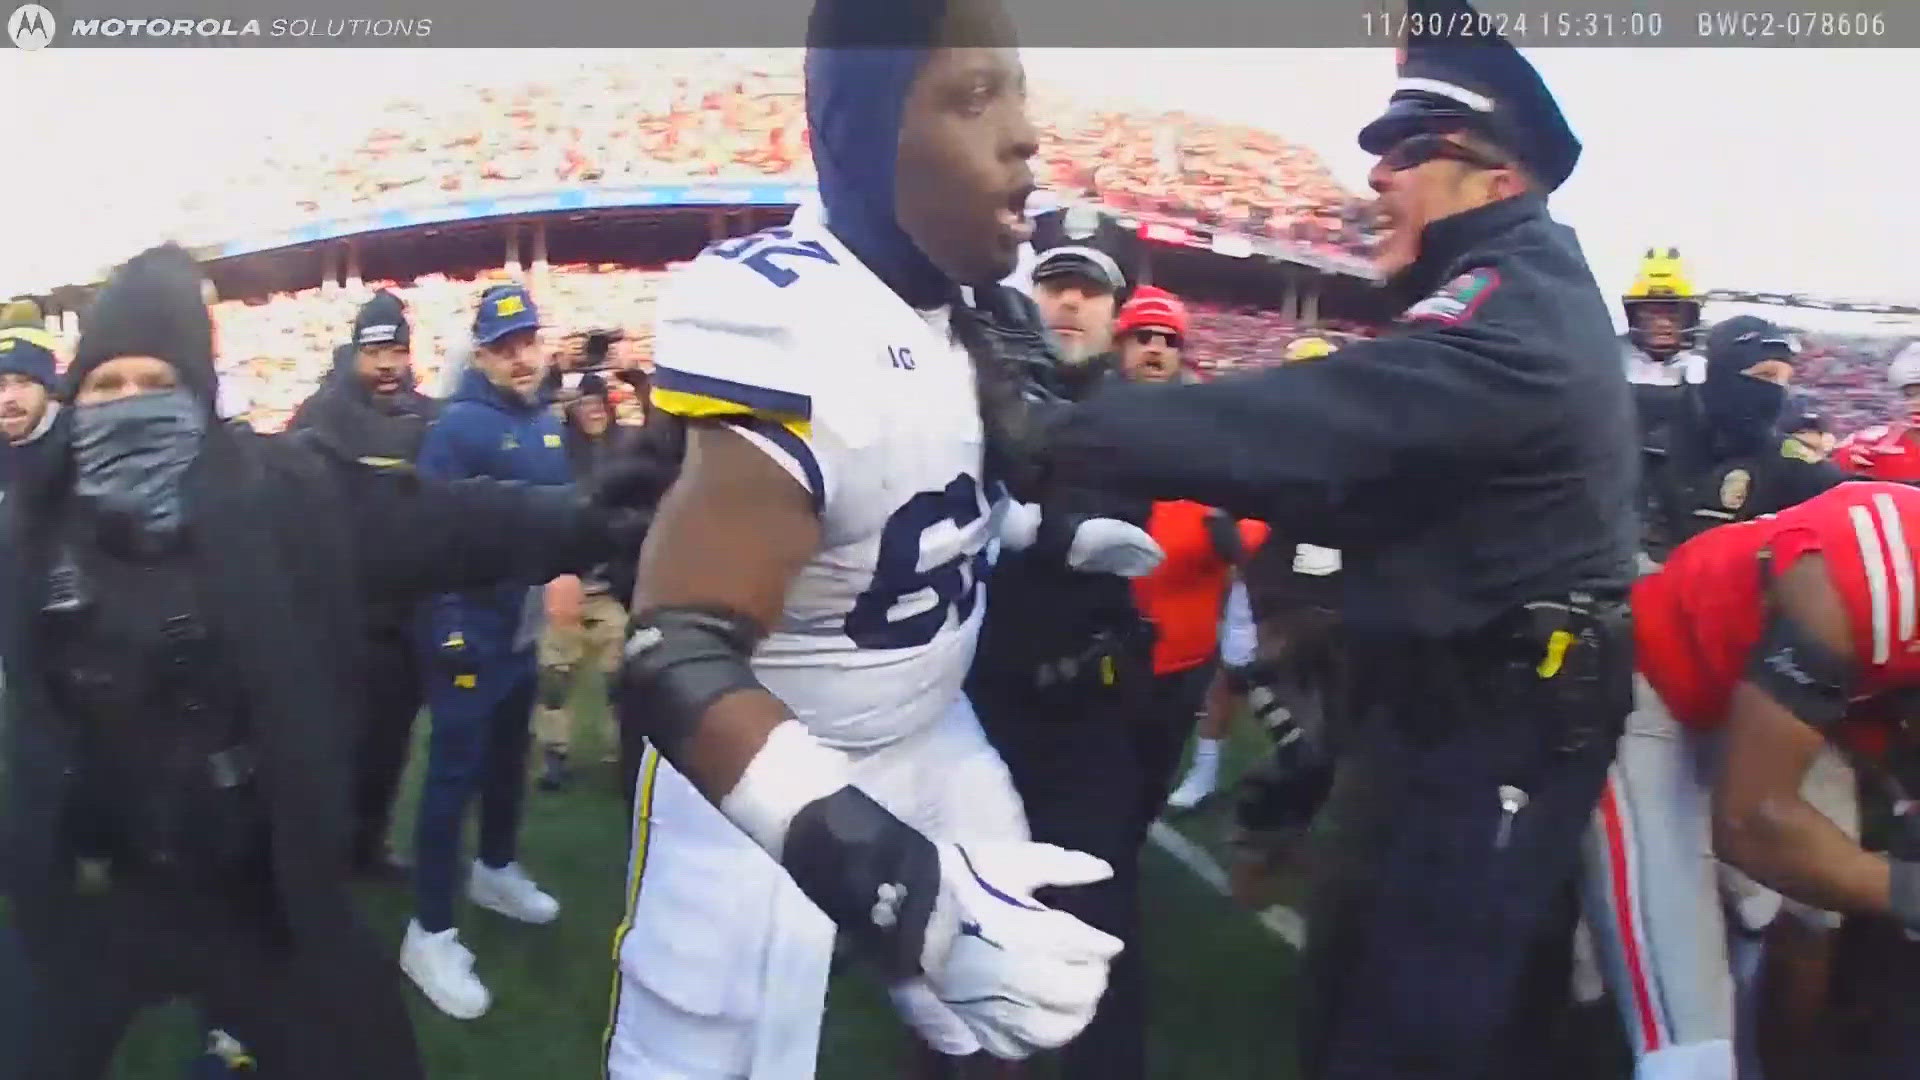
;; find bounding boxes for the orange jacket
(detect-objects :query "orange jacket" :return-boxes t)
[1131,501,1270,675]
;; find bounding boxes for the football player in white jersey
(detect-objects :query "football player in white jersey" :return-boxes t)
[605,1,1138,1077]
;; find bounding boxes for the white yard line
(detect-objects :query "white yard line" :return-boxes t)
[1147,821,1307,951]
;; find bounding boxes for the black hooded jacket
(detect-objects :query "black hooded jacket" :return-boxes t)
[1,245,618,1077]
[285,342,440,463]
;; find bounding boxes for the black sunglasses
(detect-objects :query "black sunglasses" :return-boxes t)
[1379,133,1512,173]
[1128,328,1182,349]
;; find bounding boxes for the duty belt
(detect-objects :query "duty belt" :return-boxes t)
[1031,624,1146,691]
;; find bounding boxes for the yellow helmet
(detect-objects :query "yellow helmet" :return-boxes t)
[1623,247,1703,352]
[1285,336,1335,362]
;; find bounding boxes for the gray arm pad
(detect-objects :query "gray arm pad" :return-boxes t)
[616,606,766,761]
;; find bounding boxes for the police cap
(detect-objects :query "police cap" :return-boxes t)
[1358,0,1582,192]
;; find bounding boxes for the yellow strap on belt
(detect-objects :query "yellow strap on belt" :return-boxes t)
[1537,629,1576,679]
[1100,655,1116,686]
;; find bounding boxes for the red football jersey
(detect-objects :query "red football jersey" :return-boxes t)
[1635,481,1920,731]
[1834,423,1920,483]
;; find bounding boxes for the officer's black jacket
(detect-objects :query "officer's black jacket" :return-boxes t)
[1041,193,1638,637]
[0,424,614,1078]
[1636,382,1847,552]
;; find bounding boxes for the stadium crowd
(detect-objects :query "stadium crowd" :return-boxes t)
[167,52,1382,264]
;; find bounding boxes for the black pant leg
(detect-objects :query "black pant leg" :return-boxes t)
[354,623,422,862]
[1135,664,1212,840]
[476,670,537,869]
[14,900,167,1080]
[1314,671,1619,1080]
[194,916,424,1080]
[972,671,1149,1080]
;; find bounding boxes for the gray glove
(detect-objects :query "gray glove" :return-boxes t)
[1067,518,1164,578]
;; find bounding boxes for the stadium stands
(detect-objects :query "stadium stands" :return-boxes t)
[210,265,667,432]
[167,53,1382,260]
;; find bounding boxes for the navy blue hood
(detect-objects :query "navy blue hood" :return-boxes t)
[805,0,953,309]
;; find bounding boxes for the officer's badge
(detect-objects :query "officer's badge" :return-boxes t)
[1401,268,1501,326]
[1719,468,1752,511]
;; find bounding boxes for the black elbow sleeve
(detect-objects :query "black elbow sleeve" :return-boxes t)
[1743,612,1856,730]
[616,606,765,761]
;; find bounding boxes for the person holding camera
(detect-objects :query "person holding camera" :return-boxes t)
[534,372,649,791]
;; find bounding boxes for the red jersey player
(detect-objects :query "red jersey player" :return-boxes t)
[1834,343,1920,483]
[1581,480,1920,1080]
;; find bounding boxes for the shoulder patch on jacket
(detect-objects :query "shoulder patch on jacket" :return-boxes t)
[1401,268,1501,326]
[1780,438,1821,464]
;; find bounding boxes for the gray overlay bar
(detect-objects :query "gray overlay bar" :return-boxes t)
[8,0,1917,49]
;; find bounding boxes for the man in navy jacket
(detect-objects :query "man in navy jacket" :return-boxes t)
[400,283,575,1021]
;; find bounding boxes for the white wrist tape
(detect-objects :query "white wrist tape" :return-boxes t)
[720,719,854,860]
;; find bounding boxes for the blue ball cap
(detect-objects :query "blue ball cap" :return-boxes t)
[1358,0,1582,192]
[473,282,540,346]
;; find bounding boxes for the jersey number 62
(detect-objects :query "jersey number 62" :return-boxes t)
[711,228,839,289]
[844,474,989,651]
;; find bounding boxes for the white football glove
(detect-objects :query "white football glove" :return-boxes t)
[1067,518,1164,578]
[889,977,984,1057]
[994,499,1044,552]
[914,842,1123,1060]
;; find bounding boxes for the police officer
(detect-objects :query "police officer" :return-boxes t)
[968,253,1163,1080]
[1032,3,1639,1075]
[1639,314,1846,555]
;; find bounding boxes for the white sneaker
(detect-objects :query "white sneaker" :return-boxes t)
[1166,758,1219,811]
[468,860,561,925]
[400,920,491,1020]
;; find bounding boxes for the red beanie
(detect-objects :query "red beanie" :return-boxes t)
[1114,286,1189,337]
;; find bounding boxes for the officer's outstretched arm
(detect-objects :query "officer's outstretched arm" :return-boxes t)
[1714,554,1903,922]
[331,454,620,598]
[621,423,1122,1060]
[1039,336,1560,543]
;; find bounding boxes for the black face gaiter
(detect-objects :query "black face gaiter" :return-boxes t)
[1700,374,1786,458]
[71,389,207,556]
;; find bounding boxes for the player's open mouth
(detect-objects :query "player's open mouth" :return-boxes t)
[999,185,1036,242]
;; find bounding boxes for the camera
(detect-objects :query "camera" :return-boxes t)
[579,328,624,371]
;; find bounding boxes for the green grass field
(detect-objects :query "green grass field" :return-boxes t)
[91,687,1306,1079]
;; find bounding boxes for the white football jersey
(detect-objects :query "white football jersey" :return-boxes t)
[651,208,993,750]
